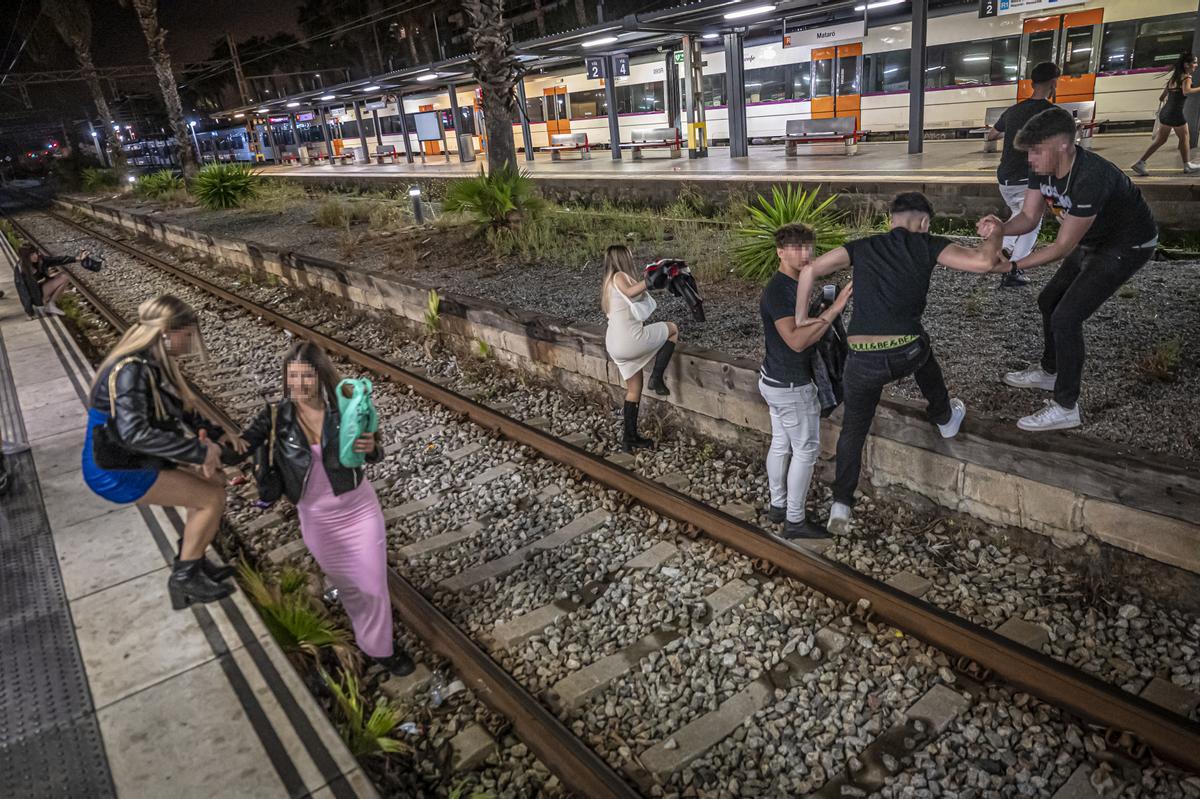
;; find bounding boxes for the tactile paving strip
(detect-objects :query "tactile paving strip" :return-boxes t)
[0,328,114,797]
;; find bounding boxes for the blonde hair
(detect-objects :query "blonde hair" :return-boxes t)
[600,245,639,314]
[89,295,206,409]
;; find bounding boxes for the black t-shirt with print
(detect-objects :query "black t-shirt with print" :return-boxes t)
[1027,146,1158,251]
[994,98,1055,185]
[760,271,814,385]
[844,228,954,337]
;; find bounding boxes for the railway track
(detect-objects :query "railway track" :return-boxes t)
[11,205,1200,796]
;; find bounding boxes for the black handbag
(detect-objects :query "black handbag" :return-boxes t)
[91,357,166,471]
[253,402,283,504]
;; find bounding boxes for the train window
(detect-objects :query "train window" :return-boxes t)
[702,74,725,107]
[837,54,861,95]
[1063,25,1096,76]
[991,36,1020,84]
[869,50,910,92]
[745,66,787,103]
[793,62,812,101]
[620,82,665,113]
[945,40,992,86]
[524,96,546,123]
[924,45,947,89]
[1100,21,1135,72]
[569,89,607,118]
[1132,14,1195,70]
[813,58,833,97]
[1025,30,1057,79]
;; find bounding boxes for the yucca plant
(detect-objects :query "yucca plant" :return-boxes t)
[423,289,441,335]
[443,166,545,232]
[238,562,359,672]
[82,167,120,192]
[192,162,260,210]
[134,169,185,199]
[321,667,409,758]
[733,185,846,283]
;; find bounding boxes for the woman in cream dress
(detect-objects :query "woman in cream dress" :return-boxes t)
[601,245,679,452]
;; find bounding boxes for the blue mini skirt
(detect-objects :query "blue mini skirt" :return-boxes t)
[82,408,159,504]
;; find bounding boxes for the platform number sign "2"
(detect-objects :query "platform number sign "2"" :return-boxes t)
[586,54,630,80]
[978,0,997,17]
[586,57,604,79]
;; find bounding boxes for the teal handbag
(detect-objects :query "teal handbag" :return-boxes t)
[336,378,379,468]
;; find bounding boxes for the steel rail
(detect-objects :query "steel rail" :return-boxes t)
[6,212,640,799]
[36,207,1200,776]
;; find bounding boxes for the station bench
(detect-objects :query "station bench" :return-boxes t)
[974,100,1103,152]
[281,150,301,165]
[971,107,1007,153]
[620,127,682,160]
[373,144,400,165]
[777,117,865,156]
[540,132,591,160]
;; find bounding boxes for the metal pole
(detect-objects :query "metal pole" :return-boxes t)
[288,112,301,162]
[396,93,415,163]
[371,109,384,147]
[189,123,202,164]
[263,121,280,164]
[603,55,622,160]
[665,51,680,130]
[724,31,748,158]
[908,0,928,155]
[353,100,370,162]
[682,35,698,158]
[319,107,334,158]
[1187,0,1200,149]
[447,83,466,162]
[515,79,535,161]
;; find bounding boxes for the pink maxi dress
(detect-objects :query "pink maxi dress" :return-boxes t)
[296,443,393,658]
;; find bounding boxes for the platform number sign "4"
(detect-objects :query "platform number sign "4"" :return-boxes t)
[613,54,630,78]
[586,54,630,80]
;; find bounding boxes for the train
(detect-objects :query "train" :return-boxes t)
[213,0,1195,161]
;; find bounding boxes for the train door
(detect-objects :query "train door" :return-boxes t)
[419,103,442,156]
[543,87,569,135]
[1017,9,1103,103]
[811,44,862,128]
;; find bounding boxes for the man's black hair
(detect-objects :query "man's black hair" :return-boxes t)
[1015,106,1076,151]
[890,192,934,218]
[774,222,815,248]
[1030,61,1060,85]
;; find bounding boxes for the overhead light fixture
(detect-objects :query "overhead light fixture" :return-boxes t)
[962,55,989,62]
[854,0,903,9]
[582,35,619,47]
[320,93,336,100]
[234,113,245,118]
[723,4,775,19]
[364,84,381,91]
[286,101,300,107]
[702,32,720,39]
[256,107,269,112]
[416,73,439,81]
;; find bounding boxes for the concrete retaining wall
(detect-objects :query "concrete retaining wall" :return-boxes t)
[59,197,1200,576]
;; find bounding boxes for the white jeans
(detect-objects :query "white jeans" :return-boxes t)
[999,182,1042,263]
[759,379,821,523]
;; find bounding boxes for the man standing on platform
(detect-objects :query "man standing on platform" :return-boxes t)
[986,61,1060,288]
[979,106,1158,432]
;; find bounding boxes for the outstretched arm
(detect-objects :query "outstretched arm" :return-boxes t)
[1013,214,1095,271]
[938,227,1005,274]
[794,246,851,323]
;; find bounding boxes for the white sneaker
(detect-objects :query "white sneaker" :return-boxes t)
[45,305,65,316]
[1017,400,1082,432]
[1185,163,1200,175]
[937,398,966,439]
[1004,366,1057,392]
[827,502,852,535]
[1131,161,1148,177]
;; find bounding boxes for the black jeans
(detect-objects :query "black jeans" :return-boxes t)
[833,336,951,506]
[1038,245,1152,409]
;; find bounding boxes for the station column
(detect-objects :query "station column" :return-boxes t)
[319,108,334,158]
[353,100,371,163]
[603,55,622,160]
[288,112,301,160]
[447,83,468,162]
[908,0,928,155]
[724,31,748,158]
[515,80,536,162]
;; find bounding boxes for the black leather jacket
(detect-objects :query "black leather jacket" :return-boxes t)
[232,399,382,504]
[90,354,224,470]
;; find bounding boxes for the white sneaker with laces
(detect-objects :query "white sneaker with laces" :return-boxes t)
[937,398,966,438]
[827,502,852,535]
[1131,161,1148,177]
[1003,366,1056,391]
[1017,400,1082,432]
[1185,163,1200,175]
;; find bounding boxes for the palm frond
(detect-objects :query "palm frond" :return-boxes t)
[732,185,846,282]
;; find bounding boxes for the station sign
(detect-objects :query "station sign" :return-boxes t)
[329,105,346,116]
[585,57,604,79]
[613,53,630,78]
[585,54,630,80]
[783,20,865,48]
[268,116,289,123]
[990,0,1085,14]
[365,99,388,110]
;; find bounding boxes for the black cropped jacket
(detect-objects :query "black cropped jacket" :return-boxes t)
[230,399,382,504]
[90,354,224,470]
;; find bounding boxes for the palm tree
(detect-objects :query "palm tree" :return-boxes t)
[41,0,122,167]
[463,0,521,172]
[117,0,199,177]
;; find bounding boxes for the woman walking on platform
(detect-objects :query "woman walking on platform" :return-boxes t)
[234,342,414,676]
[83,296,244,609]
[601,245,679,452]
[1132,53,1200,176]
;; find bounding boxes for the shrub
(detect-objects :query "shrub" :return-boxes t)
[1135,338,1183,383]
[134,169,185,199]
[0,219,23,251]
[192,162,260,209]
[82,167,121,192]
[315,199,349,227]
[423,289,440,335]
[243,180,307,213]
[733,186,845,283]
[322,668,408,758]
[443,166,545,232]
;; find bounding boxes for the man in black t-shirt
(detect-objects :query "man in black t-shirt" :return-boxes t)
[986,61,1059,288]
[978,107,1158,433]
[795,193,1005,535]
[758,224,853,540]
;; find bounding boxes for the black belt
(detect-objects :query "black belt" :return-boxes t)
[999,179,1029,187]
[760,372,812,389]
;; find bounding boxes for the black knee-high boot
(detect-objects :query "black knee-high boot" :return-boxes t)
[622,401,654,452]
[648,341,676,396]
[175,537,236,582]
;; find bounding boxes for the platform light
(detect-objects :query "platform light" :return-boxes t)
[702,33,720,39]
[408,185,424,224]
[582,35,619,47]
[256,107,269,113]
[363,84,381,91]
[320,93,337,100]
[127,175,136,183]
[416,73,439,81]
[724,4,775,20]
[854,0,904,9]
[234,112,245,118]
[962,56,989,62]
[286,101,300,108]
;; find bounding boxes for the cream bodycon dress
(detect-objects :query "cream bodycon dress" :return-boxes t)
[604,283,670,380]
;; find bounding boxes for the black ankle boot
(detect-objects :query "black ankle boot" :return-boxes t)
[176,539,236,582]
[648,341,676,396]
[622,401,654,453]
[168,559,234,610]
[377,649,416,677]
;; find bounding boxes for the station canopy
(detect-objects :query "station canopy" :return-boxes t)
[210,0,927,122]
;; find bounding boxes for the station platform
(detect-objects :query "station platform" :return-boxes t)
[0,258,376,796]
[265,134,1197,184]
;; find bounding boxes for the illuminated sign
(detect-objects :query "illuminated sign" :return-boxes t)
[994,0,1085,14]
[783,20,865,48]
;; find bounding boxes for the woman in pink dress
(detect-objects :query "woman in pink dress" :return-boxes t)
[237,342,413,675]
